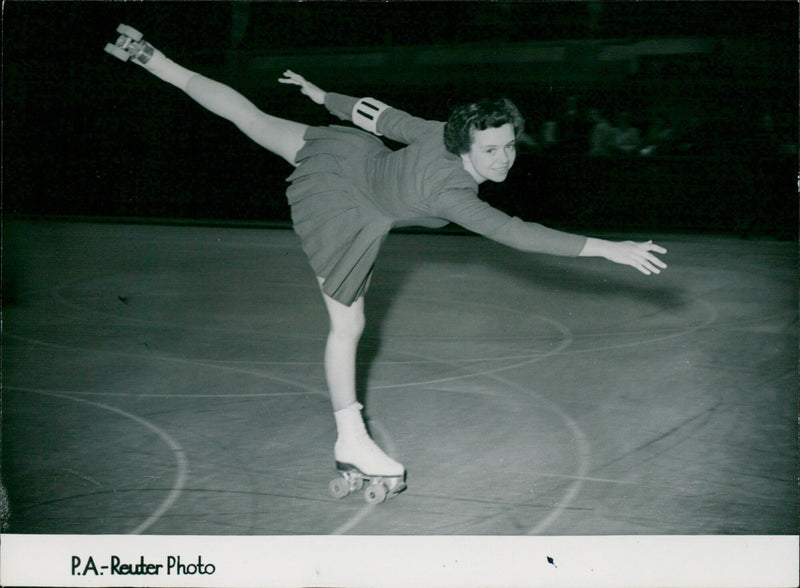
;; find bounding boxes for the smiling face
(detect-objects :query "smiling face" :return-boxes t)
[460,123,517,184]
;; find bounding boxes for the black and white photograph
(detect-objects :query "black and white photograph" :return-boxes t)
[1,1,798,586]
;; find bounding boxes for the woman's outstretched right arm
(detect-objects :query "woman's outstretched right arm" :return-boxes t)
[279,70,437,145]
[278,70,326,104]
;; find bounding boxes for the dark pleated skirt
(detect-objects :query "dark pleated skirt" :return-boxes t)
[286,125,393,306]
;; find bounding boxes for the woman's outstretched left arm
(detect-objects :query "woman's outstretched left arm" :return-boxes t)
[578,238,667,275]
[433,188,667,275]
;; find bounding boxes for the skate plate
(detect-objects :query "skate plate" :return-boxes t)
[104,24,153,63]
[329,463,406,504]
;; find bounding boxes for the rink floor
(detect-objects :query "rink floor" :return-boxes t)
[2,219,797,536]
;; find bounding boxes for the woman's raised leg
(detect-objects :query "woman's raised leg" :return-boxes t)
[182,76,308,165]
[109,26,306,165]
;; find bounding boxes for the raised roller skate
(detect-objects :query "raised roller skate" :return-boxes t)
[329,402,406,504]
[104,24,154,64]
[104,25,196,90]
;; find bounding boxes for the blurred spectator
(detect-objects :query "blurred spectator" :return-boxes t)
[541,120,559,150]
[558,95,592,154]
[640,114,676,156]
[517,129,542,153]
[613,111,641,155]
[588,108,618,157]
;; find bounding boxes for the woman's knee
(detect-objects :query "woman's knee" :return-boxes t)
[320,286,366,340]
[328,305,365,340]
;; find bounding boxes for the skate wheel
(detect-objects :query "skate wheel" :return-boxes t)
[104,43,131,61]
[364,483,387,504]
[329,478,350,499]
[351,477,365,492]
[116,24,143,41]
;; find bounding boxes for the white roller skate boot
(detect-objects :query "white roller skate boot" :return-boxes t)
[329,403,406,504]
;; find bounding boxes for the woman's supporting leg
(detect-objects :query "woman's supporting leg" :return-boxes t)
[318,280,404,479]
[129,40,307,165]
[319,285,365,412]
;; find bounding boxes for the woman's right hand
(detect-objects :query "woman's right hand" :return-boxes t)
[278,70,326,105]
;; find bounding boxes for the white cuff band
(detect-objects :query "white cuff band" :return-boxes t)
[352,98,390,135]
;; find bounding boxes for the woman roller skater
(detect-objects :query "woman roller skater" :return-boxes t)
[106,25,667,503]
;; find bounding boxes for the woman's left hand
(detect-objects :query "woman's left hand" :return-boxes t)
[580,238,668,275]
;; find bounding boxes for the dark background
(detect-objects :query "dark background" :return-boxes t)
[3,1,798,236]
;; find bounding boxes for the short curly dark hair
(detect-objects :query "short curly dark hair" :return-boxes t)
[443,98,525,155]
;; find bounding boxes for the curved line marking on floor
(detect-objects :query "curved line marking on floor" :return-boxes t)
[452,359,591,535]
[523,394,590,535]
[425,362,591,536]
[330,503,377,535]
[420,355,590,535]
[8,386,188,535]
